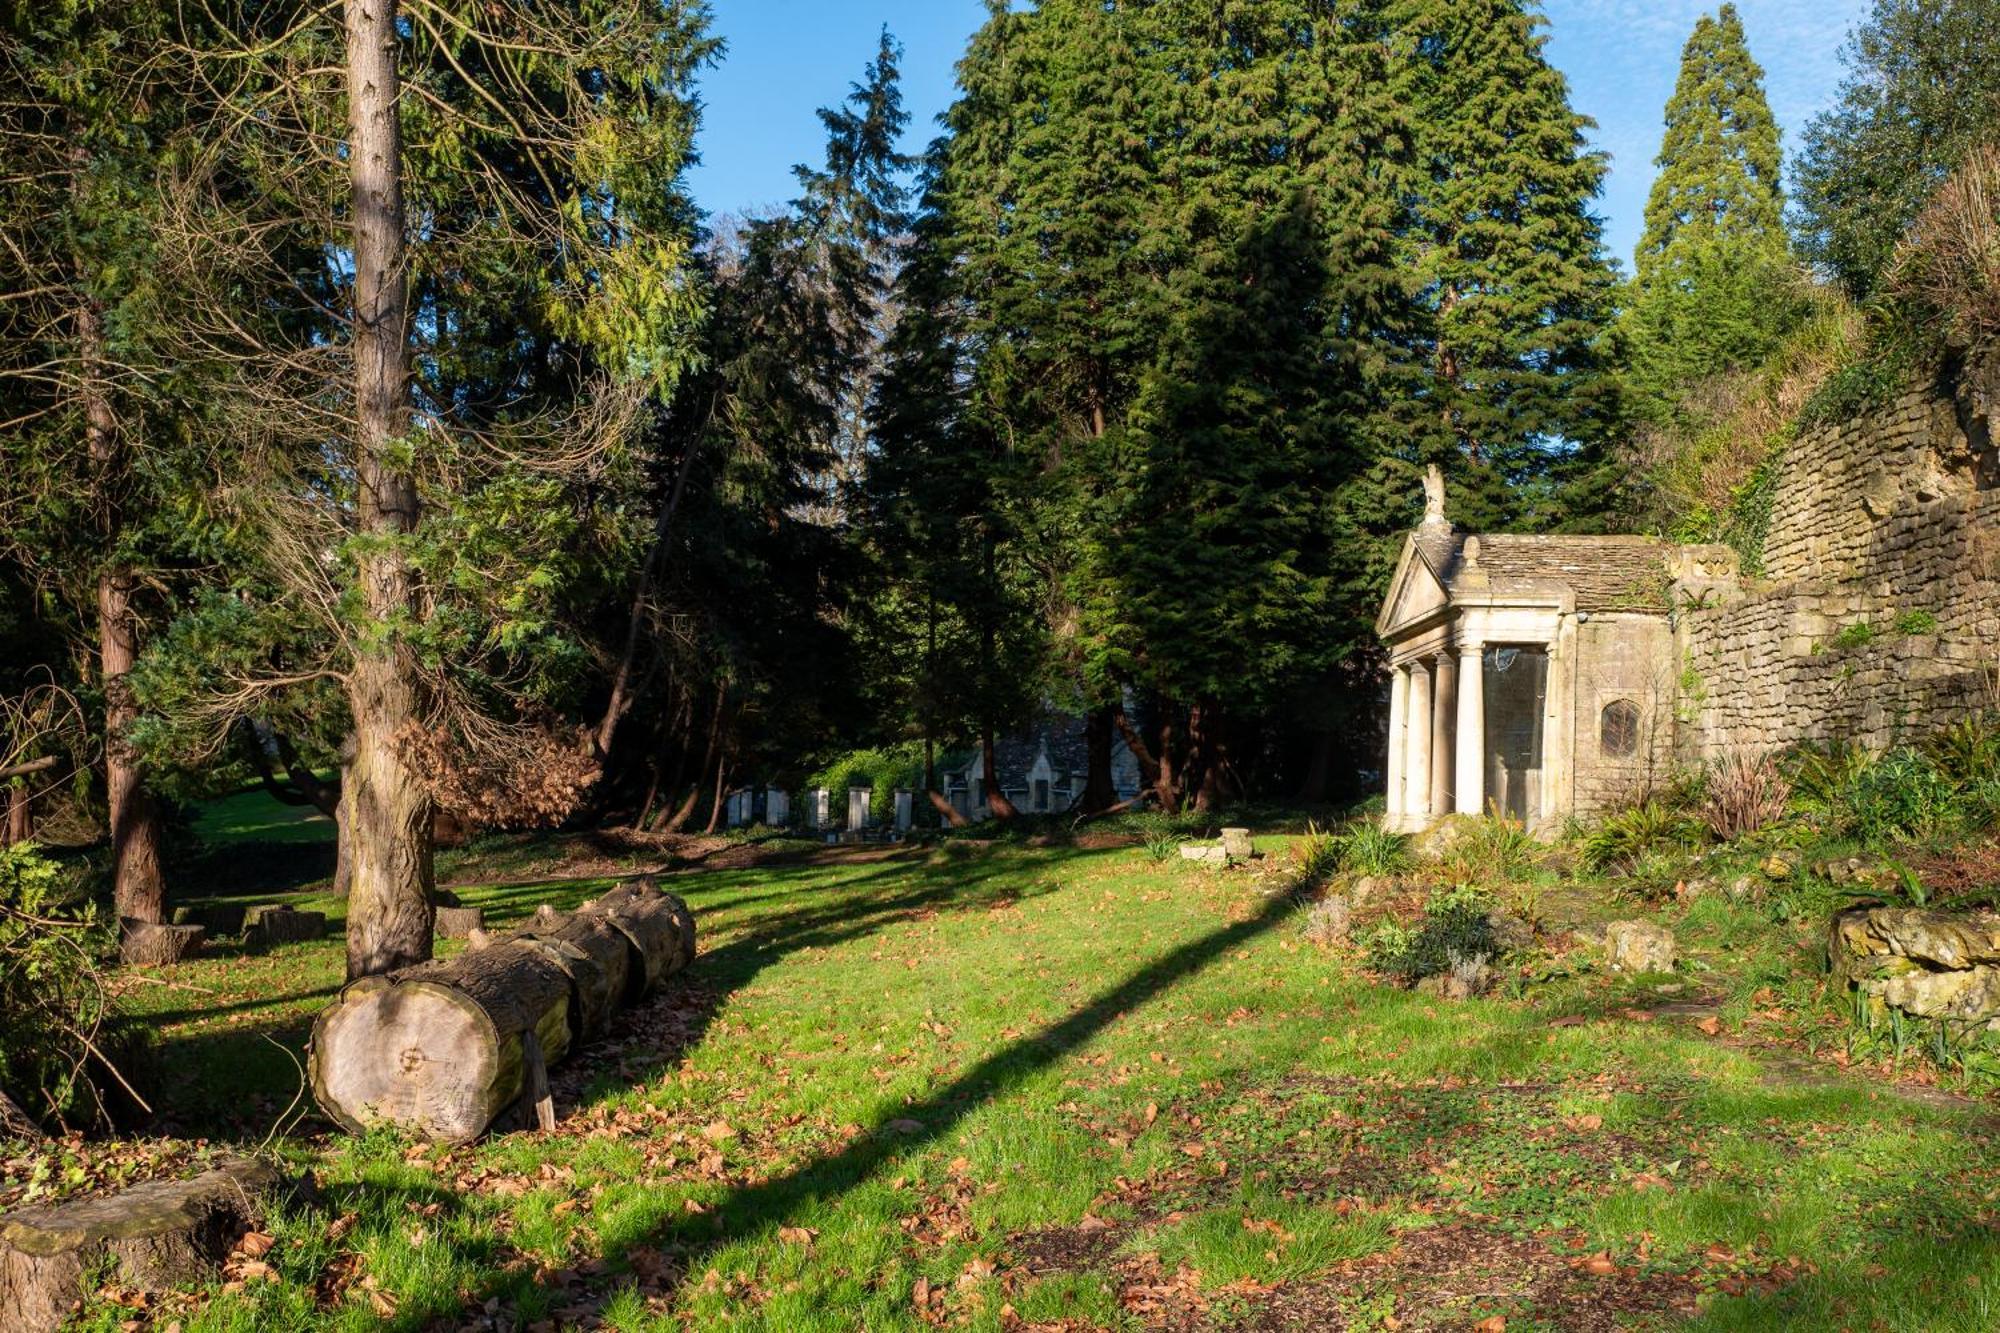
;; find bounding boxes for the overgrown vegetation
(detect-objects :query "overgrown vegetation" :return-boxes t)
[1363,884,1497,985]
[0,843,123,1133]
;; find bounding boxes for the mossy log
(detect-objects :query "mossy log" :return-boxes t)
[0,1155,282,1333]
[308,878,695,1142]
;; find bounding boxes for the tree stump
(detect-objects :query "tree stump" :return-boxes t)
[308,878,696,1142]
[172,903,246,936]
[434,906,484,939]
[119,920,205,967]
[243,907,326,952]
[0,1155,281,1333]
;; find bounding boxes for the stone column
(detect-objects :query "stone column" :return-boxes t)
[1385,664,1408,821]
[1455,642,1485,818]
[1405,659,1433,823]
[1430,653,1456,817]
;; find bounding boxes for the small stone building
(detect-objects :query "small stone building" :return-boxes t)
[1378,346,2000,833]
[1376,467,1693,831]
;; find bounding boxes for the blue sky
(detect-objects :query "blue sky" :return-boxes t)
[685,0,1869,271]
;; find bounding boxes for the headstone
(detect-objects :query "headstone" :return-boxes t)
[811,787,830,829]
[1220,828,1254,860]
[847,785,871,831]
[766,787,789,827]
[894,788,914,832]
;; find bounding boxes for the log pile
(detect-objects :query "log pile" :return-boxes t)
[308,878,695,1142]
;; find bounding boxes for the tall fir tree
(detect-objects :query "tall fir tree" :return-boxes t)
[1384,0,1622,531]
[1625,5,1795,415]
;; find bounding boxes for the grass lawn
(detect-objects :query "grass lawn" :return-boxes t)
[40,831,2000,1331]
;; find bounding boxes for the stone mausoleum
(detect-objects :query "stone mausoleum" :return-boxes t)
[1377,350,2000,833]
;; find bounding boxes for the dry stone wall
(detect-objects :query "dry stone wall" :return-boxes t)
[1675,350,2000,760]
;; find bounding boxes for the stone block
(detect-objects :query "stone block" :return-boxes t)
[1604,920,1676,974]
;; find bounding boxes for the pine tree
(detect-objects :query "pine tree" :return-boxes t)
[1625,5,1795,413]
[1385,0,1622,529]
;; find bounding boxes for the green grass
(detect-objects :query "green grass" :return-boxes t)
[189,783,339,848]
[43,834,2000,1330]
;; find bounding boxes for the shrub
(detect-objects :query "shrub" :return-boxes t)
[807,744,926,826]
[1893,610,1940,636]
[1340,823,1412,878]
[1923,715,2000,789]
[0,844,119,1132]
[1889,143,2000,349]
[1365,886,1496,986]
[1785,741,1873,817]
[1291,822,1344,882]
[1433,816,1538,883]
[1845,748,1960,846]
[1830,621,1877,651]
[1579,802,1702,874]
[1700,752,1793,841]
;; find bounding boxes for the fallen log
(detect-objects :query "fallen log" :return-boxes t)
[309,878,695,1142]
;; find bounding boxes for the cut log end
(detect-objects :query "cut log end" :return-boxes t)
[119,921,205,967]
[435,906,485,939]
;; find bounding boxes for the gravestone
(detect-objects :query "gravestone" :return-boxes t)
[847,786,871,832]
[766,787,789,827]
[894,788,914,833]
[811,788,830,830]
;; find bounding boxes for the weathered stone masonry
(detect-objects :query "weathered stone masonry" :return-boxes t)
[1676,351,2000,761]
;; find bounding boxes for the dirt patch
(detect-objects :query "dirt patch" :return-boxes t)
[1245,1224,1699,1332]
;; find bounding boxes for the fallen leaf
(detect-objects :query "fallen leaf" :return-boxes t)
[1475,1318,1507,1332]
[235,1231,275,1258]
[777,1226,815,1246]
[1697,1015,1722,1036]
[700,1120,736,1142]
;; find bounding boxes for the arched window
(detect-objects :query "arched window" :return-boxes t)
[1600,699,1641,758]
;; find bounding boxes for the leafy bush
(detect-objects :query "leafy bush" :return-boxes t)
[1831,621,1877,651]
[1700,752,1792,841]
[1893,610,1940,635]
[1785,741,1874,817]
[1845,748,1960,846]
[1365,886,1496,986]
[1579,802,1702,874]
[807,744,926,826]
[0,844,119,1132]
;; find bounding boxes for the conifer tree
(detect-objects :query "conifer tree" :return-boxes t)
[1385,0,1621,528]
[1625,5,1795,413]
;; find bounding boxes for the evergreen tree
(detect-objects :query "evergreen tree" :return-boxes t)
[1385,0,1622,530]
[1794,0,2000,299]
[0,0,204,943]
[1625,5,1795,413]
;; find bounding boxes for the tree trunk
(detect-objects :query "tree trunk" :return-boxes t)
[309,879,695,1141]
[593,435,703,760]
[5,783,30,847]
[1298,729,1334,804]
[100,573,166,939]
[981,730,1019,819]
[1154,707,1181,812]
[1082,705,1117,813]
[1189,697,1228,813]
[341,0,433,980]
[80,294,167,940]
[658,783,701,834]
